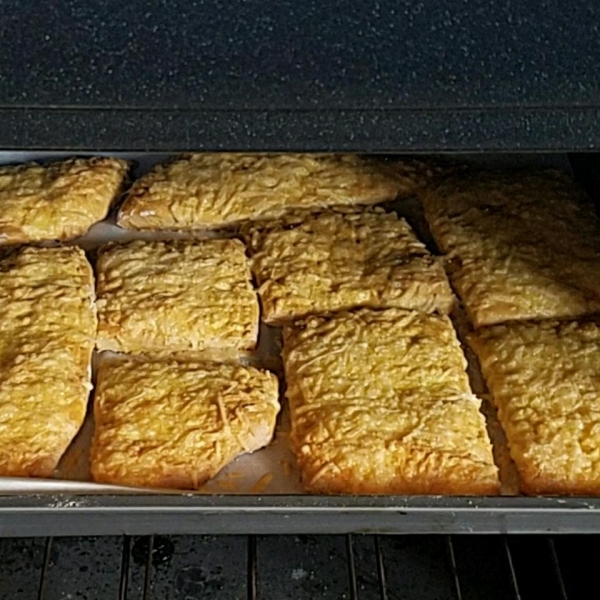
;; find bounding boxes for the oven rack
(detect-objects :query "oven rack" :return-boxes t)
[4,532,593,599]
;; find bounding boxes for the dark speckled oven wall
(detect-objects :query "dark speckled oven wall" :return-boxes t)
[0,0,599,151]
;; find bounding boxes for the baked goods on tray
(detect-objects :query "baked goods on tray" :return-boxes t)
[90,357,280,489]
[117,153,437,231]
[246,206,455,324]
[0,157,129,244]
[283,308,499,495]
[0,246,96,477]
[420,168,600,327]
[469,318,600,496]
[95,238,259,354]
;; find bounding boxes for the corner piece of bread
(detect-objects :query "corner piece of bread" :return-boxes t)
[0,246,96,477]
[469,317,600,496]
[0,157,129,244]
[420,168,600,327]
[90,357,280,490]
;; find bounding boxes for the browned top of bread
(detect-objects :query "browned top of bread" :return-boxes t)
[90,357,280,489]
[246,206,454,323]
[469,318,600,495]
[118,153,440,230]
[421,168,600,327]
[0,157,129,244]
[0,246,96,476]
[283,308,499,495]
[95,238,259,354]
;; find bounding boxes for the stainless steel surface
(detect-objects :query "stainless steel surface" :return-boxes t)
[0,495,600,536]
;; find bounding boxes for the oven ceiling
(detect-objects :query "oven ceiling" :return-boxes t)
[0,0,599,151]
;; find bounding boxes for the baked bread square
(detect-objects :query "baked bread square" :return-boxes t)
[0,157,129,244]
[420,168,600,327]
[0,246,96,476]
[283,308,499,495]
[469,318,600,495]
[247,207,454,324]
[117,153,438,230]
[90,357,280,489]
[96,238,259,354]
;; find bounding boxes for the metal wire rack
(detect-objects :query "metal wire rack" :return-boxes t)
[1,534,594,599]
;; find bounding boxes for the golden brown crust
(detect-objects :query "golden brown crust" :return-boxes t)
[95,238,259,354]
[0,157,129,244]
[90,357,280,489]
[117,153,439,231]
[0,246,96,477]
[468,319,600,496]
[283,308,499,495]
[247,207,455,324]
[420,168,600,328]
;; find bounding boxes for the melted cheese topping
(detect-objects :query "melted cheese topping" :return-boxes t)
[0,246,96,476]
[421,169,600,327]
[0,157,129,244]
[247,207,455,324]
[117,153,440,230]
[96,238,259,354]
[90,357,280,489]
[469,319,600,495]
[283,308,499,495]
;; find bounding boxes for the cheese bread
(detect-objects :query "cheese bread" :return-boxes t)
[90,357,280,489]
[0,157,128,244]
[469,318,600,495]
[420,168,600,327]
[118,153,438,230]
[283,308,499,495]
[96,238,259,354]
[0,246,96,476]
[247,207,454,323]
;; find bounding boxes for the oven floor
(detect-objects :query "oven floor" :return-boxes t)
[0,534,590,599]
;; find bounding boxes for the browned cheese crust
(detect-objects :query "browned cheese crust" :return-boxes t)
[117,153,440,230]
[246,207,455,324]
[0,246,96,476]
[283,308,499,495]
[420,168,600,328]
[0,157,129,244]
[96,238,259,354]
[469,319,600,496]
[90,357,280,489]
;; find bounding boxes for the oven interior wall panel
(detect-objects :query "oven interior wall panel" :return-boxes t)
[0,0,599,151]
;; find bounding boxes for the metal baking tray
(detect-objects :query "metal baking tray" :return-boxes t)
[1,151,600,536]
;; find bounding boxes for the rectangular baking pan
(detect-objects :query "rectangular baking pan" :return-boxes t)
[1,151,599,536]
